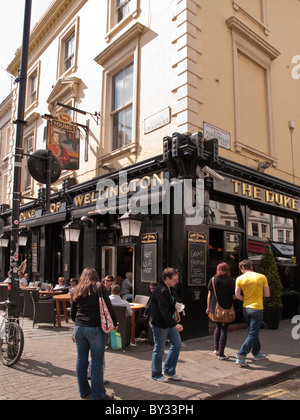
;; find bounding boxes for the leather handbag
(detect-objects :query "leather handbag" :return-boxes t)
[208,278,236,324]
[98,287,114,334]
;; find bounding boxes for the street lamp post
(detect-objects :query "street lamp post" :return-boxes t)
[9,0,32,317]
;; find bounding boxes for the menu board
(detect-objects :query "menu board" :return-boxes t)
[188,232,207,286]
[141,233,157,283]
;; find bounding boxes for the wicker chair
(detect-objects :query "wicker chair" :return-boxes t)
[30,290,56,328]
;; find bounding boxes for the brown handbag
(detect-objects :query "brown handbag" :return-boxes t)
[208,278,236,324]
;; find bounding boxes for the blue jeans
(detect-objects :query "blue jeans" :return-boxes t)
[237,308,264,358]
[151,324,182,379]
[74,326,106,400]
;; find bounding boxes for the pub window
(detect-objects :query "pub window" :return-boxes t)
[64,32,75,73]
[209,200,241,228]
[116,0,132,23]
[111,63,133,150]
[252,223,259,237]
[57,18,79,79]
[26,62,40,111]
[24,135,34,190]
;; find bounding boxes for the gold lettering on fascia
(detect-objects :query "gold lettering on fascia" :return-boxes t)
[231,180,299,211]
[74,172,165,208]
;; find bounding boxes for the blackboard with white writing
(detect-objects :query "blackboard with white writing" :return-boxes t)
[141,233,157,283]
[188,232,207,286]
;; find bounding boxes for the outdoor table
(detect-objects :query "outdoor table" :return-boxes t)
[129,303,145,345]
[39,290,64,297]
[53,294,71,327]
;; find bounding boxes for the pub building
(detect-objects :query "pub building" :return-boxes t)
[0,133,299,340]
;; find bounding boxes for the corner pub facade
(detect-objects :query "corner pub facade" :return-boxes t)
[1,134,299,340]
[1,0,300,339]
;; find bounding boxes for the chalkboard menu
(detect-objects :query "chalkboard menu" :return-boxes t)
[188,232,207,286]
[141,233,157,283]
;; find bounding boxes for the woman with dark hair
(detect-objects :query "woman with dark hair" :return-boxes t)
[71,268,118,400]
[206,262,236,360]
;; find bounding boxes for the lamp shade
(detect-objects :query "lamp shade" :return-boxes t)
[0,237,9,248]
[64,222,81,242]
[119,212,142,237]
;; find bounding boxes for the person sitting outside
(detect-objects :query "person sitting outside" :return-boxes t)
[109,285,133,317]
[102,275,115,296]
[53,277,67,291]
[121,272,132,300]
[69,278,78,293]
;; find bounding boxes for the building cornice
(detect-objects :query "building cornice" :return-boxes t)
[7,0,88,76]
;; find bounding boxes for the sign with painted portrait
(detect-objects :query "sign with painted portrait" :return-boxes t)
[46,117,80,170]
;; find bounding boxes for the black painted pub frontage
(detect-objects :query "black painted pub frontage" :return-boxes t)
[1,134,299,339]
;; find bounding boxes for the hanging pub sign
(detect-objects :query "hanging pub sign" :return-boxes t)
[46,113,80,170]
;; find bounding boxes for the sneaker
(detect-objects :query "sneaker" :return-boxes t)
[164,373,182,381]
[253,353,267,361]
[153,376,169,383]
[218,354,229,360]
[214,350,218,357]
[236,357,248,367]
[101,393,115,400]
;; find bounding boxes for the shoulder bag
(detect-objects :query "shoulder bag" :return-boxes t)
[208,278,236,325]
[98,286,114,334]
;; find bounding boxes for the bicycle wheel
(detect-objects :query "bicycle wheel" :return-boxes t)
[0,321,24,367]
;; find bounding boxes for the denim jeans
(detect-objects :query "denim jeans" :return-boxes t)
[74,326,106,400]
[151,324,182,379]
[237,308,264,358]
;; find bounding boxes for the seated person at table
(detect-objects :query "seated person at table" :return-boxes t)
[18,271,28,287]
[109,285,133,317]
[121,272,133,300]
[102,275,115,296]
[68,278,78,293]
[53,277,67,291]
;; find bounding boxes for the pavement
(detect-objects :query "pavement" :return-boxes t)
[0,317,299,401]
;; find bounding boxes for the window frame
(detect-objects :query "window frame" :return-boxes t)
[25,62,40,112]
[57,17,79,79]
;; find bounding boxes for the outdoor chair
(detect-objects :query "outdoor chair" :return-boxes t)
[111,305,131,351]
[133,295,149,306]
[30,290,56,328]
[0,284,8,302]
[22,289,34,318]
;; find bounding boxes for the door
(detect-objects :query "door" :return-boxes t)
[225,231,241,278]
[101,247,117,280]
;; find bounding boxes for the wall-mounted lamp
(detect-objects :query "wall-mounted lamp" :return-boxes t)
[64,221,81,242]
[119,212,143,237]
[0,234,9,248]
[18,229,28,247]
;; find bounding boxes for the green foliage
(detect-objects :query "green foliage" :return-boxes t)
[259,244,283,308]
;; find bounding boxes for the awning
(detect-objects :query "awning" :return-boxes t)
[248,240,266,254]
[19,212,67,228]
[270,242,294,257]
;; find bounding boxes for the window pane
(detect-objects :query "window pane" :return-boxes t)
[64,32,75,71]
[113,71,124,111]
[124,65,133,104]
[125,105,132,145]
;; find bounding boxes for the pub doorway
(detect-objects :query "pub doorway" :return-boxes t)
[101,245,134,291]
[208,228,241,280]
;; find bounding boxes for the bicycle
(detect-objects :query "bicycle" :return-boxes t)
[0,299,24,367]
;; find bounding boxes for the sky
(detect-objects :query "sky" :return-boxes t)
[0,0,53,104]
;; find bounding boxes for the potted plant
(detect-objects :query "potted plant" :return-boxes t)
[259,244,283,329]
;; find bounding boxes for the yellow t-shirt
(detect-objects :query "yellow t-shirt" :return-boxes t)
[236,272,268,310]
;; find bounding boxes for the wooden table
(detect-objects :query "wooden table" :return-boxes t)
[129,303,145,345]
[39,290,64,297]
[53,294,71,327]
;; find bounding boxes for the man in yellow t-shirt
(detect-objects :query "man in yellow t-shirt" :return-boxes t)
[235,260,270,367]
